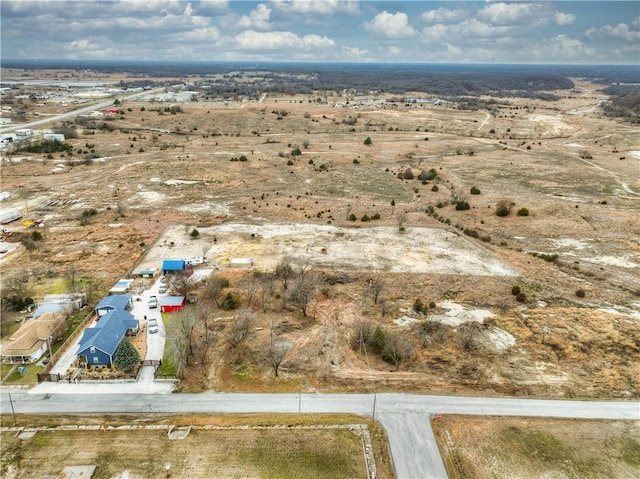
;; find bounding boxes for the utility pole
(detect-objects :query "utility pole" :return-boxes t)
[8,392,17,426]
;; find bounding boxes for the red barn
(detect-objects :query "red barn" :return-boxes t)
[160,295,186,313]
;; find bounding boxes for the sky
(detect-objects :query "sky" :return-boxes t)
[1,1,638,64]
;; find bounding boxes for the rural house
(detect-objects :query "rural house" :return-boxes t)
[0,313,67,364]
[77,310,139,366]
[94,294,132,318]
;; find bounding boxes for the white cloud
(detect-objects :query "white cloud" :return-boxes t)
[272,0,359,15]
[421,24,448,41]
[235,30,334,50]
[546,34,595,60]
[364,11,416,39]
[478,2,535,25]
[421,7,466,23]
[553,12,575,26]
[193,0,229,16]
[586,21,640,43]
[238,3,272,30]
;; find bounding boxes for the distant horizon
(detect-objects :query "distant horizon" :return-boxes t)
[2,59,639,69]
[1,1,638,65]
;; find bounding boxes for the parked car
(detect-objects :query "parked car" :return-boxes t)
[148,295,158,309]
[148,318,158,334]
[159,285,167,294]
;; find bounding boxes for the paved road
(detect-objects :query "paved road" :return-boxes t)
[1,391,637,478]
[1,88,164,134]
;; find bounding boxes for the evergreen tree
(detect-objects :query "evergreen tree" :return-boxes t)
[114,337,140,372]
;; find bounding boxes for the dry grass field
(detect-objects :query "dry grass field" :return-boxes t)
[1,74,639,399]
[432,415,640,479]
[0,414,391,479]
[1,68,639,478]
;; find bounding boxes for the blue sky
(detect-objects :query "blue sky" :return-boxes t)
[1,1,638,64]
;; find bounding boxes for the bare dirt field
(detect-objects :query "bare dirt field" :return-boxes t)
[1,75,639,401]
[432,415,640,479]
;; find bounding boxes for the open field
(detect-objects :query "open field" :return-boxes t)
[432,415,640,479]
[1,73,639,402]
[0,413,391,479]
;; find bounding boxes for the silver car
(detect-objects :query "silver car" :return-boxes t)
[148,318,159,334]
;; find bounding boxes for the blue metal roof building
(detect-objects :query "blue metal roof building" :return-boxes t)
[162,259,186,274]
[94,294,132,317]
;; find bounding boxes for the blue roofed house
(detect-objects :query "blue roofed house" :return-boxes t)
[77,310,139,366]
[94,294,132,318]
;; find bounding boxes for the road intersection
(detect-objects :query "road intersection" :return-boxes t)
[1,389,638,478]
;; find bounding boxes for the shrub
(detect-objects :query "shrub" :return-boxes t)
[431,185,439,192]
[511,285,521,295]
[30,231,43,241]
[220,292,241,310]
[517,207,530,216]
[190,228,200,238]
[361,214,371,222]
[291,148,302,156]
[455,201,470,211]
[403,168,414,180]
[516,292,527,303]
[371,213,381,220]
[364,137,372,145]
[413,299,428,314]
[372,326,386,354]
[470,186,481,195]
[575,289,586,298]
[348,213,357,221]
[496,200,512,217]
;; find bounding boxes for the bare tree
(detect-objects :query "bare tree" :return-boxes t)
[256,270,276,311]
[195,302,216,364]
[350,319,374,352]
[66,266,79,293]
[264,324,292,377]
[363,278,385,305]
[383,332,414,371]
[238,272,260,307]
[288,271,322,317]
[172,274,195,297]
[457,322,483,353]
[222,309,256,349]
[381,300,395,318]
[396,211,407,232]
[275,254,294,308]
[174,308,197,364]
[205,275,229,306]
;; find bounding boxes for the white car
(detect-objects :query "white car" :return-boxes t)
[148,318,158,334]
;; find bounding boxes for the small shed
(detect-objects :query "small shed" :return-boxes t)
[132,267,157,278]
[94,294,132,318]
[230,257,254,268]
[160,295,186,313]
[108,279,133,295]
